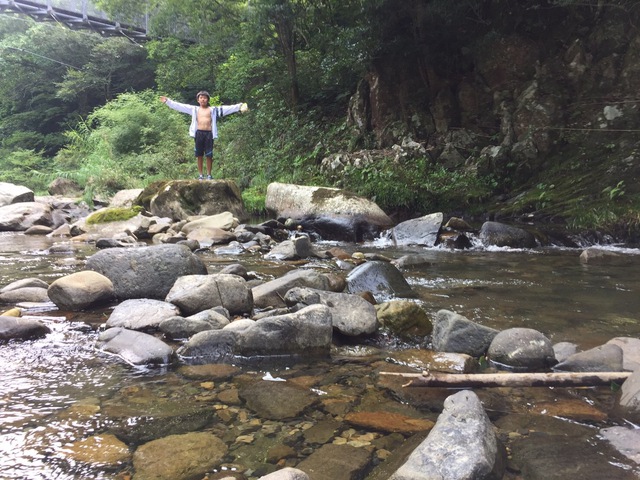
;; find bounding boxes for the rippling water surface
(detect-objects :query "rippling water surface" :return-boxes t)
[1,231,639,479]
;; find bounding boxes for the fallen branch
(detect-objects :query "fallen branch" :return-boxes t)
[379,371,632,388]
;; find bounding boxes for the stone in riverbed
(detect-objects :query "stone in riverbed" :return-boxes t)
[389,390,505,480]
[616,369,640,423]
[344,411,434,434]
[606,337,640,371]
[553,343,624,372]
[239,380,319,420]
[47,270,115,311]
[95,327,173,365]
[252,269,334,309]
[479,221,537,248]
[132,431,228,480]
[432,309,499,357]
[106,298,180,331]
[165,274,253,316]
[0,286,50,304]
[374,300,433,338]
[487,327,556,371]
[63,434,130,468]
[388,212,443,247]
[258,467,309,480]
[294,443,373,480]
[0,316,51,341]
[346,261,416,300]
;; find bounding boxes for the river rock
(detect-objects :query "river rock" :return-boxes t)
[374,300,433,338]
[479,221,537,248]
[284,287,378,336]
[24,225,53,235]
[1,278,49,293]
[265,235,316,260]
[346,261,416,300]
[86,243,207,300]
[109,188,143,207]
[432,309,499,357]
[389,212,443,246]
[0,182,34,206]
[252,269,333,309]
[132,431,228,480]
[178,304,333,360]
[344,411,434,434]
[47,178,82,197]
[391,254,433,269]
[554,343,624,372]
[159,309,230,340]
[106,298,180,331]
[239,380,319,420]
[579,247,624,264]
[294,443,372,480]
[142,179,247,221]
[63,433,130,468]
[389,390,504,480]
[47,271,115,311]
[258,468,309,480]
[186,226,236,245]
[180,211,239,235]
[617,369,640,423]
[0,316,51,341]
[0,286,50,304]
[387,349,478,374]
[265,182,393,241]
[0,202,53,231]
[606,337,640,371]
[488,327,556,371]
[165,274,253,315]
[96,327,173,365]
[599,426,640,465]
[552,341,578,363]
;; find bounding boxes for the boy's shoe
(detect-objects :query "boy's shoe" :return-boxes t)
[206,175,212,180]
[198,174,204,180]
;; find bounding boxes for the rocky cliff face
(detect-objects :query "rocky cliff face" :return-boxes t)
[345,1,640,234]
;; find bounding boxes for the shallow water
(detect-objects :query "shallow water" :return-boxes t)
[1,232,639,479]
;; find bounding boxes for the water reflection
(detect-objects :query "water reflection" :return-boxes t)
[1,232,639,478]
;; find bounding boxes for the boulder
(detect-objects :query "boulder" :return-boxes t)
[346,261,416,300]
[24,225,53,235]
[159,312,228,340]
[95,327,173,365]
[165,274,253,316]
[178,304,333,360]
[294,444,373,480]
[617,369,640,423]
[479,221,537,248]
[180,211,239,234]
[106,299,180,331]
[389,212,443,246]
[579,247,624,264]
[252,269,333,309]
[132,432,227,480]
[606,337,640,371]
[284,287,378,336]
[432,309,499,357]
[63,434,130,469]
[265,235,316,260]
[0,182,34,206]
[258,468,309,480]
[0,286,50,304]
[390,390,504,480]
[109,188,143,207]
[0,316,51,341]
[85,244,207,300]
[239,380,320,421]
[554,343,624,372]
[1,278,49,293]
[47,178,82,197]
[487,327,556,371]
[374,300,433,338]
[552,341,578,363]
[265,182,393,241]
[141,180,247,221]
[47,271,115,311]
[0,202,53,231]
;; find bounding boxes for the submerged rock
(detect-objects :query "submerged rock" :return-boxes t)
[432,309,499,357]
[0,316,51,341]
[95,327,173,365]
[554,343,624,372]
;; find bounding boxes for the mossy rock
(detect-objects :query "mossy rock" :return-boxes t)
[86,206,143,224]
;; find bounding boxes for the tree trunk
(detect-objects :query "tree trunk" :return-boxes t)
[380,371,632,388]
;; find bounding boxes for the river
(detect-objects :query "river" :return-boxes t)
[1,231,639,479]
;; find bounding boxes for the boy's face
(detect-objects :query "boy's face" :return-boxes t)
[197,95,209,107]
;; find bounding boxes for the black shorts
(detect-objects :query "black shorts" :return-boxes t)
[194,130,214,157]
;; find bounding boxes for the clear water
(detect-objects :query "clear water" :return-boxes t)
[1,232,639,479]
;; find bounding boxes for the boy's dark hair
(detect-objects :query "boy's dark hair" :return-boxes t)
[196,91,210,104]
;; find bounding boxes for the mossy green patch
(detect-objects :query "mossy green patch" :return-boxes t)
[86,206,143,224]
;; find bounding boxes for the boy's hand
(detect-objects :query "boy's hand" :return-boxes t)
[240,103,249,113]
[160,96,168,103]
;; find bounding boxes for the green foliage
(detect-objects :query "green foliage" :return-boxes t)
[54,90,195,196]
[0,148,51,193]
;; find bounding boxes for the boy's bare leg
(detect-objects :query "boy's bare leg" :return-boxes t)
[197,156,204,176]
[206,157,213,177]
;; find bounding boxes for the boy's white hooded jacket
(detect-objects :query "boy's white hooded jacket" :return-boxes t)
[164,99,243,138]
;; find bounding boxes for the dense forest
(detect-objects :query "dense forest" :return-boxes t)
[1,0,639,241]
